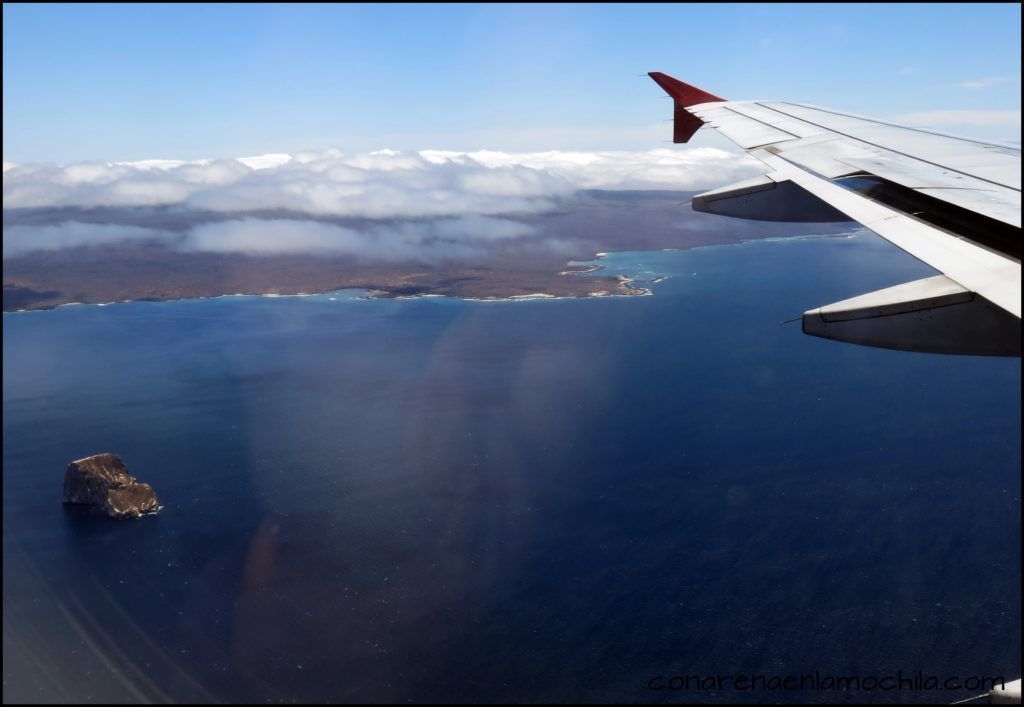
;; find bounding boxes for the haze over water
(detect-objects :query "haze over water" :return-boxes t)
[3,232,1020,703]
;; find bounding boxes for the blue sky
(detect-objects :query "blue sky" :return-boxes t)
[3,3,1020,163]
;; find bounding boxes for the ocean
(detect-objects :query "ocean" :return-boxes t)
[3,231,1020,703]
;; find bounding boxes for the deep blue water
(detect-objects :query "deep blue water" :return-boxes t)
[3,232,1020,704]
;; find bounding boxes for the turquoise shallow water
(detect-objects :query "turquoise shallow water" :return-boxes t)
[3,231,1020,703]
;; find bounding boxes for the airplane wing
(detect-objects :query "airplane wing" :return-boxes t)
[649,71,1021,357]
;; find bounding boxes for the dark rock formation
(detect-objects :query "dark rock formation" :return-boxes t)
[62,453,159,519]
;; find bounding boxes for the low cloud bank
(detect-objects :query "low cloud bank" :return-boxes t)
[3,222,175,257]
[419,147,761,191]
[3,146,760,216]
[3,146,762,260]
[184,215,541,262]
[3,216,549,263]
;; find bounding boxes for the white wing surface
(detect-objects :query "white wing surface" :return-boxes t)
[650,72,1021,356]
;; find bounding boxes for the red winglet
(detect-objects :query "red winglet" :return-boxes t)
[648,72,724,106]
[648,72,724,143]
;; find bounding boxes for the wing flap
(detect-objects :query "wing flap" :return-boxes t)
[914,187,1021,229]
[753,149,1021,317]
[836,156,1021,228]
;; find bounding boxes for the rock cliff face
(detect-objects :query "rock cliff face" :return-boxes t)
[62,453,159,519]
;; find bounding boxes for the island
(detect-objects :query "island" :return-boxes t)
[4,191,853,311]
[62,453,159,519]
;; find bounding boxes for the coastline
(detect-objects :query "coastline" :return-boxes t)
[3,232,861,314]
[3,254,653,313]
[3,245,660,312]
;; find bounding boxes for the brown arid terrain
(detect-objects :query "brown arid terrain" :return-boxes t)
[3,190,853,311]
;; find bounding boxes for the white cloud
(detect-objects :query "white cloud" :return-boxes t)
[3,222,175,257]
[2,146,760,215]
[420,147,761,190]
[3,216,542,262]
[183,219,360,255]
[956,76,1015,90]
[182,216,538,261]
